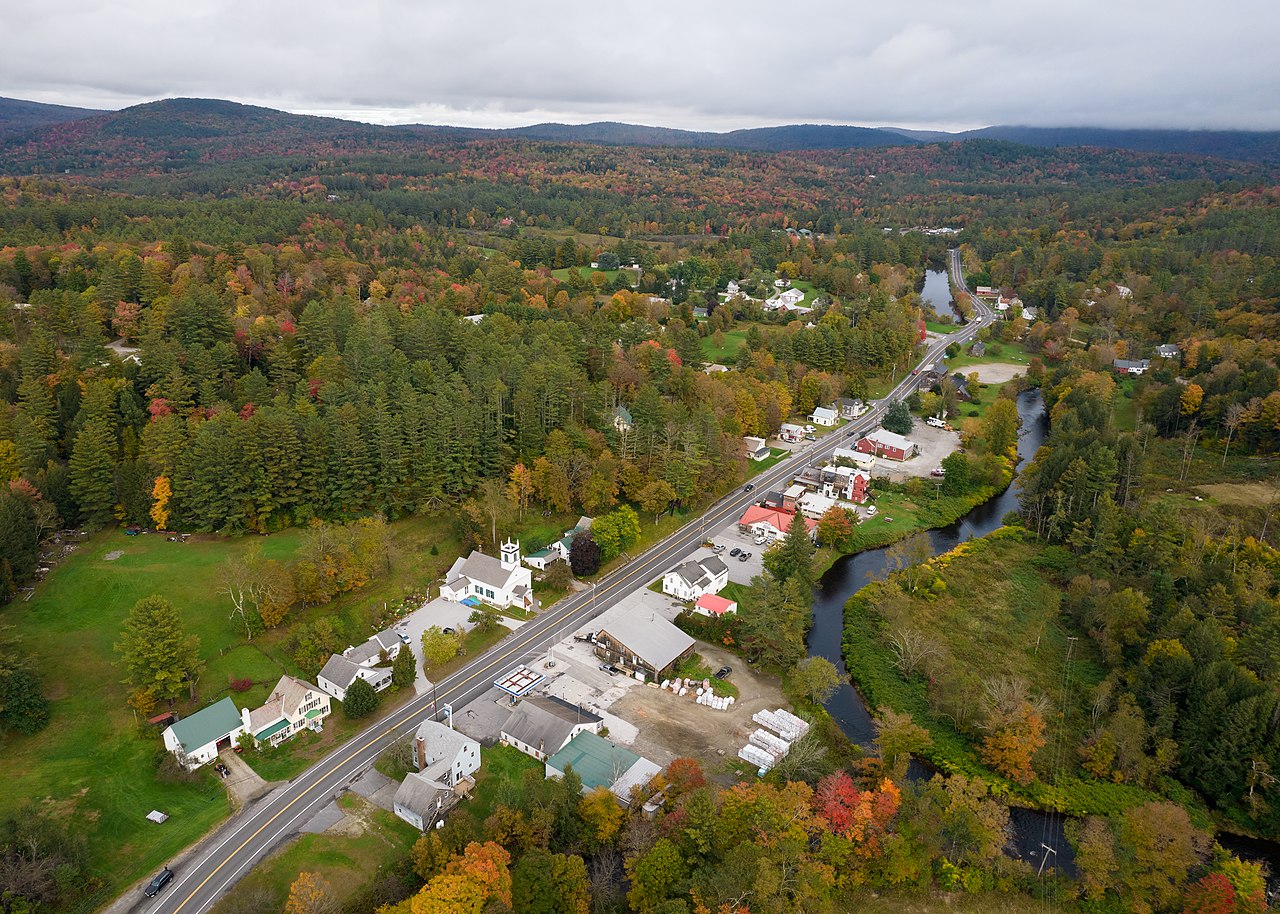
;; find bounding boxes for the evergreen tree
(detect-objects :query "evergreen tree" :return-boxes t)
[343,677,378,719]
[115,595,204,704]
[391,642,418,689]
[764,509,815,589]
[69,418,119,529]
[883,399,913,435]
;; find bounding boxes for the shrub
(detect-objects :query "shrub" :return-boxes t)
[343,678,379,719]
[229,677,253,693]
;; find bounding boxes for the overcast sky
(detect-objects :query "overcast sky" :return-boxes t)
[2,0,1277,132]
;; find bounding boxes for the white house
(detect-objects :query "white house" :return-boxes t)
[162,697,246,769]
[764,288,805,311]
[779,423,806,443]
[525,518,592,571]
[743,436,770,461]
[441,540,535,610]
[662,556,729,601]
[392,720,481,831]
[500,694,602,761]
[1156,344,1181,359]
[831,398,866,420]
[242,675,331,749]
[810,406,838,427]
[317,654,393,702]
[343,628,402,668]
[413,719,480,788]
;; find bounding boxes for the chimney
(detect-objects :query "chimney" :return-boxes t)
[415,736,426,772]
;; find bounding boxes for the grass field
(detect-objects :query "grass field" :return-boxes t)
[464,744,543,826]
[845,893,1057,914]
[208,794,419,914]
[924,319,960,334]
[0,508,542,902]
[700,328,747,363]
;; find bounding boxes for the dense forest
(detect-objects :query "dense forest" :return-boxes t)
[0,108,1278,913]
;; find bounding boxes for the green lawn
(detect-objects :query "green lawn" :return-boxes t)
[672,653,738,698]
[463,745,543,826]
[0,513,463,902]
[550,265,636,286]
[924,319,960,335]
[208,794,420,914]
[746,447,789,477]
[700,328,747,363]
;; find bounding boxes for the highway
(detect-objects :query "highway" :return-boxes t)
[152,250,991,914]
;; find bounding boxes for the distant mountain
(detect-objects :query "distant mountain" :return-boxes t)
[0,96,102,137]
[0,97,424,174]
[884,125,1280,164]
[2,95,1278,176]
[401,120,919,151]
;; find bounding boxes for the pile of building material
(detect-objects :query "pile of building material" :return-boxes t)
[752,708,810,742]
[660,677,734,710]
[739,708,810,771]
[738,744,776,770]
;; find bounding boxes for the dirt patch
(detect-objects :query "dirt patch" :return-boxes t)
[610,641,789,783]
[103,550,124,561]
[325,796,375,837]
[1196,482,1279,506]
[966,362,1025,384]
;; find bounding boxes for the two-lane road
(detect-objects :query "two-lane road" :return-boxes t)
[153,251,990,914]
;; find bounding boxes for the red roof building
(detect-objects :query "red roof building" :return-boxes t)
[738,505,819,540]
[694,594,738,617]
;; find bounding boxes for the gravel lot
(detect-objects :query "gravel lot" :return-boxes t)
[872,424,963,482]
[968,361,1026,384]
[610,641,789,782]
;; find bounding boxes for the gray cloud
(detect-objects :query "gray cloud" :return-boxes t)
[1,0,1277,130]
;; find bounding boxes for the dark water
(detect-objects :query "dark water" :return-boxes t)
[920,269,964,322]
[807,388,1048,745]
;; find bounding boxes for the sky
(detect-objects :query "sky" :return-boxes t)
[2,0,1278,132]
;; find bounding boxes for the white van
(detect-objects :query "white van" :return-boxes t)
[926,416,947,429]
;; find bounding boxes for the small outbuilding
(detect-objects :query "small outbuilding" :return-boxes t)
[162,697,246,769]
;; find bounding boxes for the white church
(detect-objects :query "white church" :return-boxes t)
[440,540,536,611]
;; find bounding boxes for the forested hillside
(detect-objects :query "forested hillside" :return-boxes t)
[0,114,1278,913]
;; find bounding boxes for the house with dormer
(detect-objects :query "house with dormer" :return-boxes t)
[242,675,331,749]
[662,556,729,601]
[441,540,535,610]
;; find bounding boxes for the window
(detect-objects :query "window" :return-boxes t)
[486,588,494,599]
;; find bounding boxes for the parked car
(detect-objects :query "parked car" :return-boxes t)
[930,467,946,477]
[866,505,878,517]
[730,547,741,557]
[738,552,751,562]
[442,627,456,635]
[804,433,816,441]
[712,544,725,553]
[144,868,174,898]
[715,666,733,679]
[600,663,622,676]
[753,534,767,545]
[398,631,411,644]
[573,632,595,643]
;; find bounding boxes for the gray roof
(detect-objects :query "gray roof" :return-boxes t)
[1113,358,1151,370]
[700,556,727,577]
[319,654,362,690]
[501,694,601,755]
[167,697,242,754]
[598,613,695,672]
[446,550,522,592]
[345,628,399,666]
[414,720,479,783]
[394,771,450,819]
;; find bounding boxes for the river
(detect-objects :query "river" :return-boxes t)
[805,388,1280,889]
[805,389,1069,869]
[920,268,964,322]
[807,388,1048,745]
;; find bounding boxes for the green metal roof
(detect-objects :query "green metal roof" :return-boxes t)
[304,708,325,720]
[169,697,243,753]
[255,718,290,741]
[546,731,639,791]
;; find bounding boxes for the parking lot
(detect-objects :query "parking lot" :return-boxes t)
[872,424,962,482]
[395,596,528,694]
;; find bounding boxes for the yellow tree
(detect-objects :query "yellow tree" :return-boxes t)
[285,872,335,914]
[150,475,171,529]
[578,786,624,848]
[1180,383,1204,417]
[505,463,534,519]
[411,842,511,914]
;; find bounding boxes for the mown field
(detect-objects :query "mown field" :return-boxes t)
[0,510,512,903]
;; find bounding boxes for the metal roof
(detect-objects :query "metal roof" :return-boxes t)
[546,731,641,791]
[166,697,242,753]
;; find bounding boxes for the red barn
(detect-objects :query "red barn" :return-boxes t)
[856,429,919,462]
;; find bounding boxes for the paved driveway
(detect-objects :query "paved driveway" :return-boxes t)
[394,597,523,695]
[704,523,766,584]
